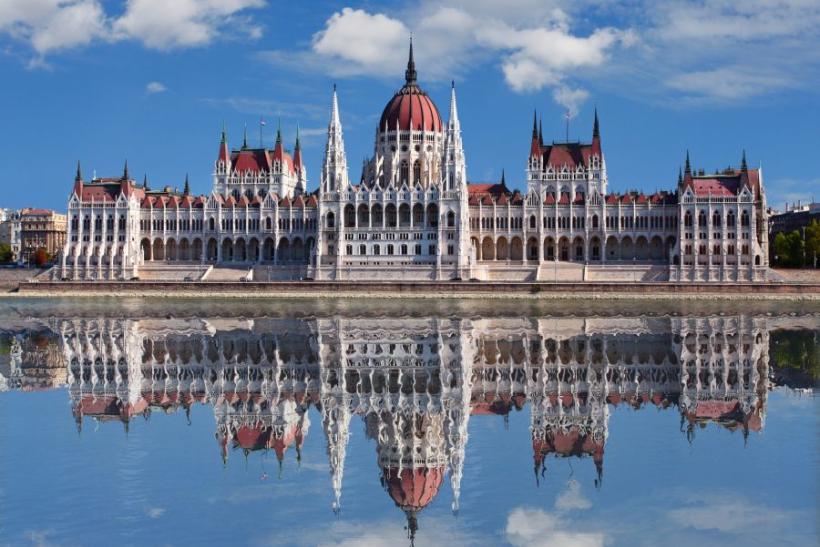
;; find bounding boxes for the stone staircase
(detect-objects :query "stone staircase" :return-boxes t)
[201,266,252,282]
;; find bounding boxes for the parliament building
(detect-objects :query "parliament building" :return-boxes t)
[59,43,770,283]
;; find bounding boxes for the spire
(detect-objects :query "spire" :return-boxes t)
[242,124,248,150]
[447,80,460,129]
[221,121,226,144]
[538,117,543,146]
[741,149,748,172]
[75,160,82,182]
[501,168,506,187]
[122,159,129,181]
[593,108,600,139]
[678,166,683,185]
[532,109,538,139]
[295,123,301,150]
[275,118,282,146]
[684,150,691,175]
[183,174,190,195]
[331,85,340,128]
[405,37,417,85]
[143,173,149,190]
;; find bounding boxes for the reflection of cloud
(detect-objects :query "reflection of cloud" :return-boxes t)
[667,493,794,535]
[146,507,165,519]
[23,529,56,547]
[505,508,605,547]
[555,479,591,511]
[262,517,483,546]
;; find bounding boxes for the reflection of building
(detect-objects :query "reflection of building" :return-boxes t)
[5,312,772,537]
[59,42,769,283]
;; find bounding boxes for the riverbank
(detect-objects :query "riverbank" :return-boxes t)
[9,279,820,300]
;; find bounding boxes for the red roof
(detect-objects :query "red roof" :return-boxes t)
[231,147,295,175]
[692,177,738,197]
[533,142,595,169]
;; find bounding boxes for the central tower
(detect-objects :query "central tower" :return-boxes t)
[362,40,447,189]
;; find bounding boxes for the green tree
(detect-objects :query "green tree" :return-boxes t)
[0,243,11,263]
[805,219,820,268]
[773,232,790,266]
[786,230,805,267]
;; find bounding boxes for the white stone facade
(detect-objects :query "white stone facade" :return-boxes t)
[58,47,769,283]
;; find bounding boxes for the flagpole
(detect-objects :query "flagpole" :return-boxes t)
[259,116,263,148]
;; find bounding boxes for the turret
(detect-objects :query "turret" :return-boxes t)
[217,124,230,170]
[530,110,541,158]
[320,85,349,194]
[293,124,306,195]
[442,81,466,191]
[183,174,190,195]
[591,108,601,155]
[72,160,83,196]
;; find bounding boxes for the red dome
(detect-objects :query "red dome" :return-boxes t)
[378,41,443,132]
[384,466,445,511]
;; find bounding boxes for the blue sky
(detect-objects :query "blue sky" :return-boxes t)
[1,1,818,212]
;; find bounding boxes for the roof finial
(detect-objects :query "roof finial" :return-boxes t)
[143,173,150,191]
[405,36,417,84]
[741,149,748,172]
[242,123,248,149]
[183,173,190,195]
[501,168,506,186]
[122,159,129,180]
[532,110,538,139]
[275,118,282,145]
[684,150,691,175]
[593,107,600,139]
[295,122,301,150]
[221,121,227,144]
[75,160,82,182]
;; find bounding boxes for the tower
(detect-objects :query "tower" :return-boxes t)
[320,86,349,194]
[442,82,466,191]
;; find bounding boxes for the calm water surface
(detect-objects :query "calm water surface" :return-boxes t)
[0,298,818,547]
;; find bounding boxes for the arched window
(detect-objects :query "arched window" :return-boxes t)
[727,212,736,227]
[359,244,366,255]
[265,217,272,230]
[326,212,335,228]
[373,244,380,256]
[592,215,599,229]
[413,160,421,185]
[448,211,456,228]
[208,218,215,231]
[741,211,750,227]
[712,212,721,227]
[529,215,536,229]
[684,211,692,228]
[698,210,707,227]
[400,161,409,185]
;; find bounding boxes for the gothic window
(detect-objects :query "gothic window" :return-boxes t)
[209,218,215,231]
[592,215,599,229]
[447,211,455,228]
[413,160,421,184]
[326,212,335,228]
[400,161,409,186]
[529,215,536,229]
[727,212,736,227]
[741,211,750,227]
[266,217,272,230]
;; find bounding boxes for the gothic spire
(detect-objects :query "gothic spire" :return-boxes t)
[538,117,543,146]
[741,149,748,172]
[242,123,248,150]
[143,173,150,191]
[275,118,282,146]
[295,123,301,150]
[593,108,600,139]
[678,166,683,185]
[221,121,227,144]
[183,174,190,195]
[75,160,82,182]
[405,37,417,85]
[501,168,506,186]
[122,159,129,181]
[532,110,538,139]
[447,80,460,129]
[684,150,691,175]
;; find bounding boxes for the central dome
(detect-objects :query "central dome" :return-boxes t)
[378,41,443,132]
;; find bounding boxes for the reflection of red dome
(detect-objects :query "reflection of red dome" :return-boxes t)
[378,41,442,133]
[384,467,445,511]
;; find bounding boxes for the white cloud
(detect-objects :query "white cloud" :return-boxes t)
[552,86,589,117]
[666,493,795,535]
[145,81,166,94]
[0,0,107,65]
[112,0,265,50]
[310,8,409,77]
[0,0,265,65]
[505,507,605,547]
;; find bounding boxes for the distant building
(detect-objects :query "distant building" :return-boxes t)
[0,208,22,262]
[20,208,67,265]
[769,202,820,235]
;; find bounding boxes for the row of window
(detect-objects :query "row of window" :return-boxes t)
[72,215,126,232]
[343,243,455,256]
[684,210,750,228]
[683,244,750,255]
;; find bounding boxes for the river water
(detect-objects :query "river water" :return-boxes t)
[0,297,817,547]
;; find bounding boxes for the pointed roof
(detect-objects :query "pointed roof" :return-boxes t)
[75,160,82,182]
[405,36,417,85]
[122,159,129,181]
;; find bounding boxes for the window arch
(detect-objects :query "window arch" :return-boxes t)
[413,160,421,185]
[529,215,536,229]
[400,161,409,185]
